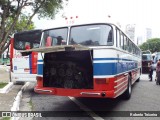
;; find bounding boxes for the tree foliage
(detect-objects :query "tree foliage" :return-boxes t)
[6,14,35,34]
[0,0,65,54]
[139,38,160,53]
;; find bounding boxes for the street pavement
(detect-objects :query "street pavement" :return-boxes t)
[0,64,158,119]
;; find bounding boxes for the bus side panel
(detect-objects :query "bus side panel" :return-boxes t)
[37,53,43,76]
[30,52,38,74]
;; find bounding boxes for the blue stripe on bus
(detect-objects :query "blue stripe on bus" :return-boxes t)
[38,60,43,62]
[94,63,116,75]
[37,64,43,75]
[93,62,138,75]
[93,58,133,61]
[37,58,139,76]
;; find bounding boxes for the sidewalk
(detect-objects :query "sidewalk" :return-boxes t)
[0,85,22,111]
[0,65,10,83]
[0,65,23,120]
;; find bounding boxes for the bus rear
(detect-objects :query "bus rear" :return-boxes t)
[33,23,141,99]
[142,53,152,74]
[10,30,42,83]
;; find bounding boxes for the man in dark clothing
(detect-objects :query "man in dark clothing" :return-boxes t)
[149,61,154,81]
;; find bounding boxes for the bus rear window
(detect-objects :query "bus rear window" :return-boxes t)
[69,24,113,46]
[14,29,42,50]
[41,28,68,47]
[142,54,152,61]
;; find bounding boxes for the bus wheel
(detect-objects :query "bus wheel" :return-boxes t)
[136,77,140,82]
[122,75,132,100]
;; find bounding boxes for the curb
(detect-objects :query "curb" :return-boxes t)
[11,82,30,120]
[0,82,14,93]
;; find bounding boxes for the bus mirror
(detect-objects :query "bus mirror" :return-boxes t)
[46,36,52,47]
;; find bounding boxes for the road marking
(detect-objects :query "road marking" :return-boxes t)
[69,97,104,120]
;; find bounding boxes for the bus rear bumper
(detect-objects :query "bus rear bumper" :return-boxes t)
[11,72,37,82]
[34,86,115,98]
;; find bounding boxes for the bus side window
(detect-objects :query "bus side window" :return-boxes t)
[116,29,120,48]
[107,30,113,45]
[119,32,124,49]
[128,41,132,53]
[127,39,130,52]
[124,36,127,51]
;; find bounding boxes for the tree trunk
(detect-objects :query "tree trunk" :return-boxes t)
[0,6,22,54]
[0,41,10,55]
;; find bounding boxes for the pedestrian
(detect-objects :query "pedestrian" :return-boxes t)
[149,61,154,81]
[156,59,160,85]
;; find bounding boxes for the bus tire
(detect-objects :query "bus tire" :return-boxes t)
[14,81,25,85]
[136,77,140,82]
[122,75,132,100]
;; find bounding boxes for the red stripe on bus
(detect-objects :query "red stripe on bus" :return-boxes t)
[31,52,38,74]
[10,38,14,71]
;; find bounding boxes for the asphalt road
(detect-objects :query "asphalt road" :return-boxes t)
[19,72,160,120]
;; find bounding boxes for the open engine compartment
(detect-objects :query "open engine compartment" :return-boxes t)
[43,50,93,89]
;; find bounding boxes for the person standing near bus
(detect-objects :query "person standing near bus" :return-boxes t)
[156,59,160,85]
[149,61,154,81]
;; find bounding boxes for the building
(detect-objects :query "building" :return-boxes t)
[146,28,152,40]
[125,24,152,45]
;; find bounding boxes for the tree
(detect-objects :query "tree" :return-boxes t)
[2,14,35,52]
[139,38,160,53]
[7,14,35,33]
[0,0,66,55]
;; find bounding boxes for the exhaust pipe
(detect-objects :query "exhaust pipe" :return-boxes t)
[101,92,106,97]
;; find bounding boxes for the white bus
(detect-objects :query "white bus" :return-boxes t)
[10,30,42,83]
[21,18,142,99]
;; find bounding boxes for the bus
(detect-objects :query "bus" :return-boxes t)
[10,29,42,83]
[21,20,142,99]
[153,52,160,70]
[142,50,152,74]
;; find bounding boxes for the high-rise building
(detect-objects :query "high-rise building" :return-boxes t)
[125,24,136,43]
[146,28,152,40]
[125,24,152,45]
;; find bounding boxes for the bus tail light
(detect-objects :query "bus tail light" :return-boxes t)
[95,78,110,84]
[36,76,43,87]
[24,68,30,72]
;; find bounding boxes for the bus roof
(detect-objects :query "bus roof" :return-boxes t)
[43,16,119,30]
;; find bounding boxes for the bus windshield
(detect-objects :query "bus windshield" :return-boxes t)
[69,24,113,46]
[41,28,68,47]
[14,29,42,50]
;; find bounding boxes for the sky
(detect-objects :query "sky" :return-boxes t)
[33,0,160,38]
